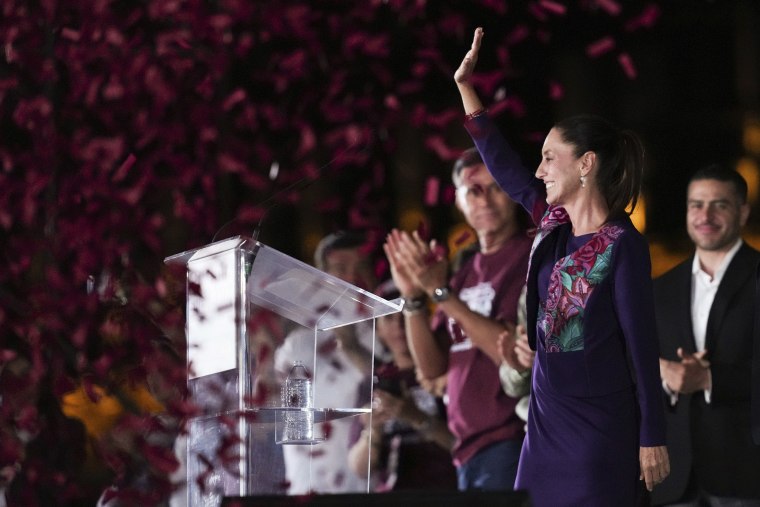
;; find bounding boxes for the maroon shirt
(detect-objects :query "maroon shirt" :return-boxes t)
[431,234,531,465]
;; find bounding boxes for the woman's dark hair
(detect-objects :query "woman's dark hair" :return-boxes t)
[554,114,645,220]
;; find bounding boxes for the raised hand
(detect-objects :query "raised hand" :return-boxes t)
[454,27,484,85]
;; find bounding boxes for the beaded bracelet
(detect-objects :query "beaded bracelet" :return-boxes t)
[464,108,487,121]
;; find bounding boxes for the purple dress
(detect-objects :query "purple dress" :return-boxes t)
[465,115,666,506]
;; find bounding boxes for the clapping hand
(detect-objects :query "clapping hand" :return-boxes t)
[384,229,448,297]
[498,324,535,373]
[659,347,710,394]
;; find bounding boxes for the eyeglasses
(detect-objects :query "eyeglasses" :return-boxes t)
[456,182,503,201]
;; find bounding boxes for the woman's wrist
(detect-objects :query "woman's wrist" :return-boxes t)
[464,108,488,121]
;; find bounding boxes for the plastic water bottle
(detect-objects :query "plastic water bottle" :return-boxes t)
[282,360,314,441]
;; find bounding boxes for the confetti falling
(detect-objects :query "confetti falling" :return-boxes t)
[0,0,663,504]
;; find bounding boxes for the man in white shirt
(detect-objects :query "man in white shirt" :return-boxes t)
[652,165,760,506]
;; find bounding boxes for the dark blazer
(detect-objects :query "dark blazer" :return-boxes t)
[651,243,760,503]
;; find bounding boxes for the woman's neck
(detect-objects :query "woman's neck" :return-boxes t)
[564,192,609,236]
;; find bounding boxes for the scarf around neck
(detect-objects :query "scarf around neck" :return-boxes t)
[530,207,624,352]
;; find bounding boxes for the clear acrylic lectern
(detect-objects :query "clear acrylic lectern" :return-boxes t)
[165,237,400,506]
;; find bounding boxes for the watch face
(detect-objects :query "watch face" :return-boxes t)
[433,287,450,302]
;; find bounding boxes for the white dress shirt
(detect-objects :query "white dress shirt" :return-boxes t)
[663,239,743,405]
[691,239,743,353]
[687,239,742,403]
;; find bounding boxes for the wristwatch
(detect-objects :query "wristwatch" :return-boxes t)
[431,286,451,302]
[400,294,427,311]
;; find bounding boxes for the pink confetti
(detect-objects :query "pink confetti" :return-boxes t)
[595,0,621,16]
[222,88,247,111]
[60,27,81,41]
[618,52,637,79]
[506,25,530,46]
[625,4,661,31]
[441,184,456,205]
[479,0,507,15]
[424,176,440,206]
[297,124,317,156]
[454,230,473,245]
[524,131,548,144]
[112,153,136,182]
[470,69,506,97]
[489,96,526,118]
[549,81,565,101]
[424,135,460,161]
[539,0,567,16]
[586,36,616,58]
[497,46,511,67]
[528,2,549,21]
[384,94,400,110]
[426,108,460,129]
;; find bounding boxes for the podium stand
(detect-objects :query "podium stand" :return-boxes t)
[165,237,401,506]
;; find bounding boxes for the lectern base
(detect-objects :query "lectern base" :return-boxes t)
[222,490,532,507]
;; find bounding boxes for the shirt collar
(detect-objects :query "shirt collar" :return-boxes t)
[691,238,743,281]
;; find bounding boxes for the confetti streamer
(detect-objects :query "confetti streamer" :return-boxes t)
[596,0,621,16]
[424,176,440,206]
[539,0,567,16]
[549,80,565,100]
[112,153,136,182]
[625,4,661,31]
[618,52,637,79]
[586,36,616,58]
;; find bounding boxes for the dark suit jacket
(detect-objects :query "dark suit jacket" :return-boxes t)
[651,243,760,503]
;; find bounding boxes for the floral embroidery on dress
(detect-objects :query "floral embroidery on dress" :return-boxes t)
[532,207,624,352]
[527,206,569,279]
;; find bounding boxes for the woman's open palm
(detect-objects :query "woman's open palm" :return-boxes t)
[454,27,483,84]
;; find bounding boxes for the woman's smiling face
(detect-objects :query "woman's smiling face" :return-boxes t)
[535,127,583,207]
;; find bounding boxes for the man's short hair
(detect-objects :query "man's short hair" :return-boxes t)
[313,230,367,270]
[689,164,748,204]
[452,147,484,186]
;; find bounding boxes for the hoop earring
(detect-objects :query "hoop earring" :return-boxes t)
[580,175,586,188]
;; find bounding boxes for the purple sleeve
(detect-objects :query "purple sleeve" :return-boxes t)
[613,230,667,446]
[464,114,548,225]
